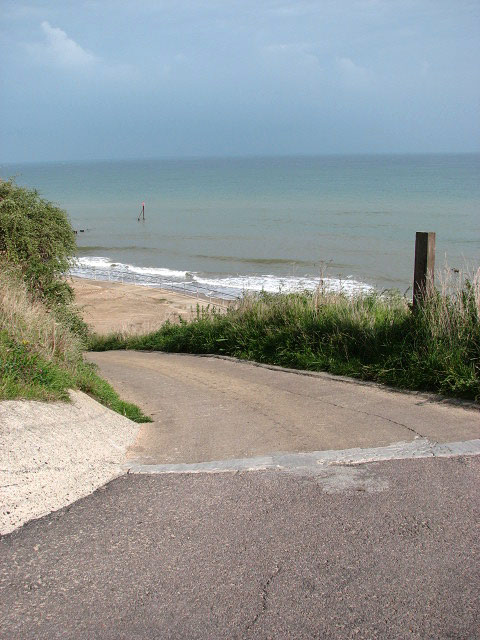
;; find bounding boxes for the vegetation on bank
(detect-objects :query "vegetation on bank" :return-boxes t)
[90,274,480,402]
[0,179,150,422]
[2,178,477,406]
[0,179,77,307]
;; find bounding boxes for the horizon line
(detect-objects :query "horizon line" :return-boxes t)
[2,150,480,167]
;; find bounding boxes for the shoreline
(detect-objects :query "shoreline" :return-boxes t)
[72,256,377,301]
[71,276,230,335]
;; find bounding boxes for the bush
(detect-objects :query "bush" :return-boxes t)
[0,180,150,421]
[0,178,76,306]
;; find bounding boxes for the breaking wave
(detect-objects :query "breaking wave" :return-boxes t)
[71,256,373,300]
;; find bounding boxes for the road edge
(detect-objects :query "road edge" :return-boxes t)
[126,437,480,475]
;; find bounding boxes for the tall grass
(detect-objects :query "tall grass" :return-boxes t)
[0,262,151,421]
[0,261,83,368]
[90,269,480,402]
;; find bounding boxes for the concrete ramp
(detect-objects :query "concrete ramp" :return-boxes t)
[87,351,480,466]
[0,391,138,534]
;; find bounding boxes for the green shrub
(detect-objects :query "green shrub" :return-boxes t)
[0,181,150,421]
[0,178,76,306]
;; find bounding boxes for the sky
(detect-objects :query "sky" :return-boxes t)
[1,0,479,162]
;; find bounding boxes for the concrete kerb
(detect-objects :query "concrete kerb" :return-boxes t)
[126,437,480,475]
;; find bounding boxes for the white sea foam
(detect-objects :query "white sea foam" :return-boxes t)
[71,256,373,298]
[193,274,373,295]
[73,257,187,279]
[75,256,112,269]
[126,264,188,278]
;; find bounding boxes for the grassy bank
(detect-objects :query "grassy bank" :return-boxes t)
[0,179,150,422]
[90,273,480,402]
[0,261,150,421]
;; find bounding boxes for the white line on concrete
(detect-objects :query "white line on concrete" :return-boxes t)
[126,437,480,475]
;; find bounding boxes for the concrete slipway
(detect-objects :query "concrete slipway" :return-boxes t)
[1,352,479,534]
[1,353,480,639]
[88,351,480,467]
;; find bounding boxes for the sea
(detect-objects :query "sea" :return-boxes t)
[1,154,479,299]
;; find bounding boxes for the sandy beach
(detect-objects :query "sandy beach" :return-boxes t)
[71,277,229,335]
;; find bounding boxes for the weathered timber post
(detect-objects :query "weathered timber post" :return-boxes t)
[413,231,435,310]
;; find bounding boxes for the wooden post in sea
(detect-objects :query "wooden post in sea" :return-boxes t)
[413,231,435,310]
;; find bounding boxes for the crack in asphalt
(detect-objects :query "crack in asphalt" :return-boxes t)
[351,409,427,439]
[245,564,281,634]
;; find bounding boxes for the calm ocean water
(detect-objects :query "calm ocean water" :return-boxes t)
[2,154,479,298]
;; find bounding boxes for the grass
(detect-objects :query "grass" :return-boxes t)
[0,331,151,421]
[90,269,480,402]
[0,262,151,422]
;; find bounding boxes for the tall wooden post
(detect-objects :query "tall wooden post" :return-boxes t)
[413,231,435,310]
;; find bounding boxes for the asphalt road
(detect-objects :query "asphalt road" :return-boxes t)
[1,456,479,640]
